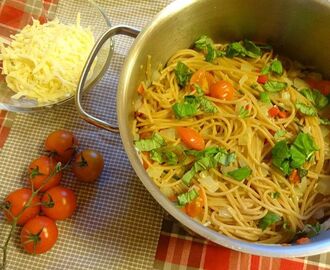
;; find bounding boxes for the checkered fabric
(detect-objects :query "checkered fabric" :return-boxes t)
[0,1,330,270]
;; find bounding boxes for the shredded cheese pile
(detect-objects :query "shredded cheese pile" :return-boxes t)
[0,18,95,103]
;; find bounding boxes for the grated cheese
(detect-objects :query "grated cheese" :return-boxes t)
[0,18,95,104]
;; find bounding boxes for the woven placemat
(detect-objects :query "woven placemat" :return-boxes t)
[0,0,172,269]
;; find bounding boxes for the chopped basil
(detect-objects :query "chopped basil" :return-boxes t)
[261,59,283,76]
[274,130,287,141]
[259,92,272,104]
[271,132,318,175]
[182,147,236,185]
[259,211,281,231]
[194,35,225,62]
[295,102,318,116]
[238,106,250,119]
[320,117,330,125]
[271,191,280,199]
[263,80,287,92]
[177,188,199,206]
[226,40,262,59]
[175,62,192,87]
[227,166,252,181]
[300,88,328,109]
[134,133,165,151]
[298,168,308,178]
[150,149,178,165]
[172,88,217,118]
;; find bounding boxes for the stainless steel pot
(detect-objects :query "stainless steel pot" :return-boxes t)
[75,0,330,257]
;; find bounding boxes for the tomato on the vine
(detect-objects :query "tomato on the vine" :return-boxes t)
[45,130,78,164]
[4,188,40,225]
[28,156,62,192]
[41,186,77,220]
[21,216,58,254]
[72,149,104,182]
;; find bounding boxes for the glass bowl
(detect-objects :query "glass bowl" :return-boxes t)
[0,0,113,112]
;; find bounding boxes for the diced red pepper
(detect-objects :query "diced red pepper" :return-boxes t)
[268,106,280,117]
[296,237,310,245]
[137,83,145,95]
[289,169,300,184]
[257,75,268,84]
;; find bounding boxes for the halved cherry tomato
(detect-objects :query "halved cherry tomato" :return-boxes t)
[257,75,268,84]
[185,196,204,218]
[190,69,216,94]
[72,149,104,182]
[21,216,58,254]
[306,79,330,96]
[28,156,62,192]
[289,169,300,184]
[41,186,77,220]
[268,106,280,117]
[296,237,310,245]
[45,130,78,164]
[209,80,235,100]
[142,151,152,169]
[176,127,205,151]
[4,188,40,225]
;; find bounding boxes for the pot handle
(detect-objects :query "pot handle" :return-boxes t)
[75,25,140,133]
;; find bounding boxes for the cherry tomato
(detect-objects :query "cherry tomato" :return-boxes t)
[185,196,204,218]
[268,106,280,117]
[28,156,62,192]
[176,127,205,151]
[21,216,58,254]
[72,149,104,182]
[306,79,330,96]
[45,130,78,164]
[296,237,310,245]
[4,188,40,225]
[41,186,77,220]
[209,80,235,100]
[289,169,300,184]
[190,69,216,94]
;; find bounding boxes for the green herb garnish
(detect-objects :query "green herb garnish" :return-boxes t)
[175,61,192,87]
[263,80,287,92]
[259,92,271,104]
[134,133,165,151]
[295,102,318,116]
[300,88,328,109]
[227,166,252,181]
[259,211,281,231]
[177,189,199,206]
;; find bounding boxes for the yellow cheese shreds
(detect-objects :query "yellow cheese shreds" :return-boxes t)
[0,19,95,104]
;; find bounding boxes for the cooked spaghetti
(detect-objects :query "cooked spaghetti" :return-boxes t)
[132,37,330,244]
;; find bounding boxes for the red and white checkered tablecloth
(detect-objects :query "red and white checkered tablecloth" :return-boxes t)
[1,1,330,270]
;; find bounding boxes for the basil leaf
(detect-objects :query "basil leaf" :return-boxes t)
[320,117,330,125]
[238,106,250,119]
[259,92,271,104]
[177,188,199,206]
[175,62,192,87]
[226,42,246,58]
[213,151,236,166]
[295,102,318,116]
[298,168,308,178]
[271,192,280,199]
[150,149,178,165]
[182,168,197,186]
[270,59,283,75]
[172,102,198,119]
[274,130,287,141]
[261,65,270,75]
[290,132,318,168]
[182,147,236,185]
[243,40,262,58]
[300,88,328,109]
[259,211,281,231]
[227,166,252,181]
[263,80,287,92]
[199,96,218,113]
[135,133,165,151]
[272,140,292,175]
[195,35,224,62]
